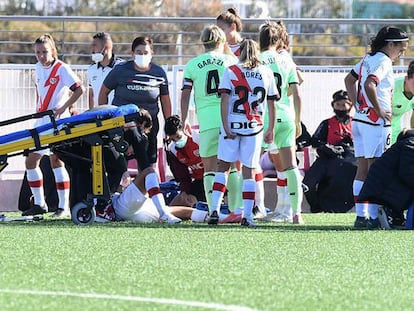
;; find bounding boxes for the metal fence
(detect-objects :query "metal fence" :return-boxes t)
[1,64,409,139]
[0,16,414,66]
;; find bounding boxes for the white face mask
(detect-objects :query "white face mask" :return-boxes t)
[91,53,104,63]
[134,54,152,68]
[174,135,188,149]
[91,46,105,63]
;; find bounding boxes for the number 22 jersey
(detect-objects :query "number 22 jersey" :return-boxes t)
[218,63,279,136]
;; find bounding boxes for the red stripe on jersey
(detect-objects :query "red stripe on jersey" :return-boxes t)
[212,182,226,193]
[148,187,161,198]
[56,181,70,190]
[242,191,256,200]
[277,178,287,186]
[29,180,43,188]
[255,172,263,182]
[357,93,379,123]
[228,65,261,123]
[367,108,379,123]
[39,61,63,112]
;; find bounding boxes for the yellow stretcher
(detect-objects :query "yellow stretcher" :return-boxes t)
[0,104,143,224]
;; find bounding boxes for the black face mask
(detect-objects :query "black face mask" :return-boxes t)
[334,109,348,119]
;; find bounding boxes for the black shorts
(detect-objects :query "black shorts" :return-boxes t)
[189,179,205,202]
[124,115,159,170]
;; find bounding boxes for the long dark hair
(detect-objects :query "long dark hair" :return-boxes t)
[370,26,408,55]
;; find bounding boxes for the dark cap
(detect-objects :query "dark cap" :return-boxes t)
[331,90,350,106]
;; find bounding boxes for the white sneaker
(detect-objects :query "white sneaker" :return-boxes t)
[281,205,293,219]
[273,206,284,217]
[160,213,181,224]
[270,213,293,223]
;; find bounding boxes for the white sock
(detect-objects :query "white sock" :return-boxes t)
[242,179,256,218]
[276,183,290,213]
[353,180,367,217]
[368,203,380,219]
[27,167,45,207]
[145,172,166,217]
[53,167,70,210]
[190,209,208,222]
[211,172,227,213]
[255,169,265,214]
[276,170,288,213]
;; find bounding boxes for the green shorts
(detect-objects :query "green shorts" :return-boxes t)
[273,120,296,149]
[199,127,219,157]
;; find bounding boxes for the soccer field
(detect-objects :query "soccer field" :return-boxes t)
[0,213,413,311]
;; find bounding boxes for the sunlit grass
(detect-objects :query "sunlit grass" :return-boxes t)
[0,213,413,311]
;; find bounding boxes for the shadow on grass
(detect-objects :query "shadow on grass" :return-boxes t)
[0,216,360,231]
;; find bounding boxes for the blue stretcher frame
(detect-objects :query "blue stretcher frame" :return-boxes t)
[0,104,140,173]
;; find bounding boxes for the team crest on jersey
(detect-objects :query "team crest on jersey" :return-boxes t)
[49,78,57,85]
[193,149,200,157]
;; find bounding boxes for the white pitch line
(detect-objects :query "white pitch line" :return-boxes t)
[0,289,260,311]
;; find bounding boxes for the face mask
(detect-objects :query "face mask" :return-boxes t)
[174,135,188,149]
[134,54,152,68]
[91,53,104,63]
[91,47,105,63]
[334,109,348,119]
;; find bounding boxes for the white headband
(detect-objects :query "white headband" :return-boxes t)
[384,38,409,42]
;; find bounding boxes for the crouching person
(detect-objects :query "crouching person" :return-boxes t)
[357,128,414,229]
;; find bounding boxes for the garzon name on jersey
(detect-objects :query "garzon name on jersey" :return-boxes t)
[197,57,224,69]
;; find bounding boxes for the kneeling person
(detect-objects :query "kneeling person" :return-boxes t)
[164,115,205,207]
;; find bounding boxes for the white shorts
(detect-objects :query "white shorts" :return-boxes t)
[217,128,263,168]
[259,152,274,171]
[352,120,391,158]
[113,183,170,223]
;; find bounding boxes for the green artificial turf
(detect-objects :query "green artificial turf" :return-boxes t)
[0,213,413,311]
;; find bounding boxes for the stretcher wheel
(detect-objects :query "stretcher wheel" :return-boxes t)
[71,202,96,225]
[115,140,129,153]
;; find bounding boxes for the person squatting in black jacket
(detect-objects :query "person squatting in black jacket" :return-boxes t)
[357,128,414,229]
[303,90,357,213]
